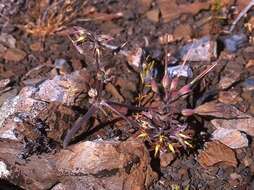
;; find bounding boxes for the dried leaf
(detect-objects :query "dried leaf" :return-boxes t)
[198,141,237,167]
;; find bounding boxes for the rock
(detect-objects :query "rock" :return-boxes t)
[173,24,192,41]
[0,88,18,106]
[246,59,254,68]
[0,86,48,140]
[0,117,18,140]
[0,160,11,179]
[194,101,243,118]
[3,48,26,62]
[138,0,152,13]
[219,61,242,89]
[71,58,83,70]
[0,141,58,190]
[56,140,157,190]
[243,156,252,167]
[146,9,160,22]
[38,102,77,143]
[212,128,248,149]
[126,48,143,71]
[54,58,73,75]
[218,90,242,105]
[197,141,237,168]
[158,0,210,23]
[178,36,217,62]
[0,43,7,55]
[194,101,254,136]
[22,65,53,86]
[230,173,242,180]
[105,82,125,102]
[167,65,193,78]
[0,78,10,90]
[160,152,175,167]
[30,42,44,52]
[211,116,254,137]
[222,33,248,53]
[242,77,254,91]
[159,33,175,45]
[0,95,26,128]
[0,33,16,48]
[34,70,89,106]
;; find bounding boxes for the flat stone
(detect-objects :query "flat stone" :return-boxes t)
[3,48,26,62]
[146,9,160,22]
[212,128,248,149]
[56,140,157,190]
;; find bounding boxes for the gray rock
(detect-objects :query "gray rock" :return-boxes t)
[223,33,248,53]
[242,77,254,91]
[178,36,217,61]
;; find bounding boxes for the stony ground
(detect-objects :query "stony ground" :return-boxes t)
[0,0,254,190]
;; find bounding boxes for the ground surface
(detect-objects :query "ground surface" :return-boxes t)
[0,0,254,190]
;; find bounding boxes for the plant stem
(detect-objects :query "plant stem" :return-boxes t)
[63,105,98,148]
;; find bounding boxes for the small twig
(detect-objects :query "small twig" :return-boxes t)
[229,0,254,32]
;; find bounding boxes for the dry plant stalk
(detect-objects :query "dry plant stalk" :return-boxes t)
[24,0,87,37]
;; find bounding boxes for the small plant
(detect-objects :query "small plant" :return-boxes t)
[63,26,217,158]
[63,27,145,147]
[135,51,217,156]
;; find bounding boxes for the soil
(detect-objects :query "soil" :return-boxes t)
[0,0,254,189]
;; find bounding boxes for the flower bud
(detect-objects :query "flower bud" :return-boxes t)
[162,73,170,89]
[170,77,178,91]
[181,109,195,116]
[151,79,159,93]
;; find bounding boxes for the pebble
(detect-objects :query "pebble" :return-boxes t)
[0,78,11,89]
[30,42,44,52]
[167,65,193,78]
[146,9,159,22]
[173,24,192,40]
[230,173,242,180]
[242,77,254,91]
[178,36,217,61]
[160,152,175,167]
[3,48,26,62]
[223,33,248,53]
[54,58,72,75]
[0,33,16,48]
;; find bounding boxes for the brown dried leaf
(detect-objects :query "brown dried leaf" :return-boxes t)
[198,141,237,168]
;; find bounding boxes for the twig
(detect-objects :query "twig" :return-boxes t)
[229,0,254,32]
